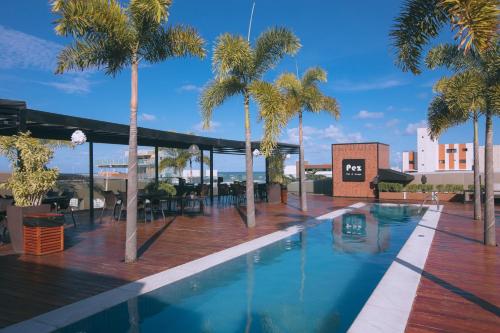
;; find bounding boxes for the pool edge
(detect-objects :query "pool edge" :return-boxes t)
[0,202,366,333]
[348,204,443,333]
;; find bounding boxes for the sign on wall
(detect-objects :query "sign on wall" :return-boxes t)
[342,159,365,182]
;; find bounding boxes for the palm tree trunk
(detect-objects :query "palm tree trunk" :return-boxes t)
[484,111,496,246]
[473,113,481,221]
[299,111,307,211]
[125,58,138,263]
[244,92,256,228]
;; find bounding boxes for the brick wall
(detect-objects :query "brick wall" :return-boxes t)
[332,143,389,197]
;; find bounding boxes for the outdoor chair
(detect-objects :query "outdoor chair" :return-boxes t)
[114,192,127,221]
[217,184,230,206]
[100,191,118,222]
[94,198,106,223]
[66,197,80,227]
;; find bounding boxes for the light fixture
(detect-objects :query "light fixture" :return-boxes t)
[253,149,261,157]
[188,144,200,155]
[71,130,87,145]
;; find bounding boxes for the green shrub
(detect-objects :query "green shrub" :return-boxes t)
[378,182,404,192]
[436,184,464,193]
[404,184,434,192]
[145,181,176,196]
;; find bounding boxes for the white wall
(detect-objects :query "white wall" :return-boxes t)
[417,128,438,172]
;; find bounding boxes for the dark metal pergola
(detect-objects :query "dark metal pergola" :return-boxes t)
[0,99,300,222]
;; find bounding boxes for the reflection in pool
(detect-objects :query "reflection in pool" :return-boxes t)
[56,204,425,333]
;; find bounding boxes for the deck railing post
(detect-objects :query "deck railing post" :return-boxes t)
[210,148,214,204]
[89,141,94,224]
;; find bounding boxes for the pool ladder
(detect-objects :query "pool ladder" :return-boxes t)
[419,191,439,213]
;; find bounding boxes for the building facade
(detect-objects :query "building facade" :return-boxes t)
[403,128,476,172]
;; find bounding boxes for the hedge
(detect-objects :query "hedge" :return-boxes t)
[378,182,467,193]
[378,182,404,192]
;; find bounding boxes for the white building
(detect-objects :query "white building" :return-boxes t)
[403,128,497,173]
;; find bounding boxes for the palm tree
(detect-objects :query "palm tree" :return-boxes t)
[250,67,339,212]
[390,0,499,74]
[200,27,300,227]
[159,147,209,180]
[426,44,485,221]
[426,44,499,245]
[52,0,205,262]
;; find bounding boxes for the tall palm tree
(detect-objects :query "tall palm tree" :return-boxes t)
[250,67,339,212]
[52,0,205,262]
[426,44,499,245]
[426,44,485,221]
[390,0,499,74]
[200,27,300,227]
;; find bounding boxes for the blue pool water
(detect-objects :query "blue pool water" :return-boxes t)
[56,204,425,333]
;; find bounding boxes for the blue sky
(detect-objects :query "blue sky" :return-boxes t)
[1,0,498,173]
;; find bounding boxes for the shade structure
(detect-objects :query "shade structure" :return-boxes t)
[377,168,414,184]
[0,99,299,155]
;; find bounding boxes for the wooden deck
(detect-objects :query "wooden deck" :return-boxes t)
[0,194,350,328]
[406,202,500,333]
[0,195,498,331]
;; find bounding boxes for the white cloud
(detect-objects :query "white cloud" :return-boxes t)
[0,25,61,71]
[140,113,157,121]
[364,123,376,129]
[178,84,203,93]
[386,119,399,127]
[404,120,427,135]
[332,78,406,92]
[285,125,363,145]
[193,120,220,132]
[0,25,95,94]
[354,110,384,119]
[40,74,91,94]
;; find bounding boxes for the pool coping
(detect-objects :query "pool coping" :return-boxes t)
[1,202,366,333]
[348,203,443,333]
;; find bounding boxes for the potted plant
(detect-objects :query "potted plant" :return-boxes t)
[267,152,287,204]
[0,132,59,253]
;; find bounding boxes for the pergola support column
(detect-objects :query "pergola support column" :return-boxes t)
[200,149,204,185]
[89,141,94,224]
[210,148,214,204]
[154,146,159,185]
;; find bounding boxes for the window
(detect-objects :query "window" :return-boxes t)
[462,148,468,151]
[439,160,445,164]
[459,159,466,163]
[446,148,457,153]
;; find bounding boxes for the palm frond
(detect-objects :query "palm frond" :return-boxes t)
[442,0,499,53]
[141,25,206,63]
[253,27,301,76]
[276,72,302,93]
[129,0,172,27]
[56,38,131,75]
[52,0,129,38]
[200,78,245,128]
[426,43,480,71]
[390,0,447,74]
[301,67,327,87]
[427,94,469,139]
[212,33,253,81]
[321,96,340,119]
[249,81,288,156]
[441,71,487,112]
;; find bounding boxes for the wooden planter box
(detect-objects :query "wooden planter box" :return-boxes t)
[378,192,404,200]
[281,187,288,204]
[267,183,281,204]
[23,213,65,256]
[6,204,51,253]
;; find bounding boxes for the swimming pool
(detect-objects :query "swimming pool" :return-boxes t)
[55,204,426,333]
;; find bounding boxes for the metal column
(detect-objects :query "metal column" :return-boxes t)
[200,150,204,185]
[209,148,214,204]
[154,146,159,186]
[89,141,94,224]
